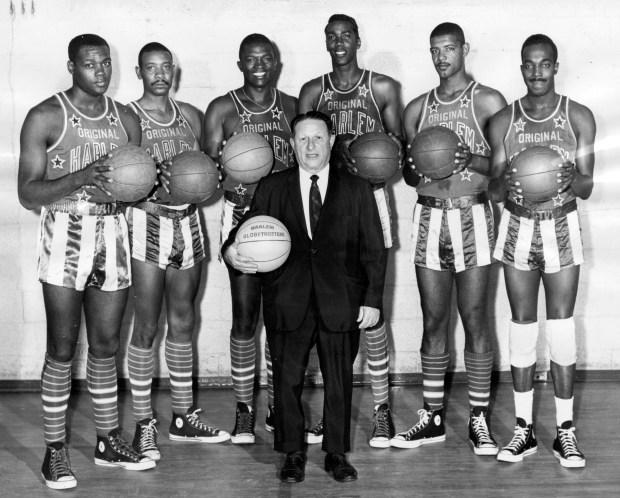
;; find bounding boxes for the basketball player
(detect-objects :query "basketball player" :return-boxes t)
[489,34,595,468]
[298,13,402,449]
[17,34,154,490]
[125,43,230,462]
[202,34,297,444]
[390,23,506,456]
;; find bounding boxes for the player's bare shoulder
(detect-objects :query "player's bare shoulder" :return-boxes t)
[204,93,237,123]
[115,101,141,142]
[298,76,323,112]
[176,100,203,131]
[473,83,507,118]
[279,91,298,121]
[370,71,398,94]
[23,95,65,141]
[567,98,596,134]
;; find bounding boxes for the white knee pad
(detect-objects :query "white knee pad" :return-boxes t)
[545,318,577,366]
[509,321,539,368]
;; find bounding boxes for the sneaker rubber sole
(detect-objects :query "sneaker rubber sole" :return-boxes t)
[169,432,230,443]
[231,433,256,445]
[470,440,500,456]
[42,473,77,490]
[497,446,537,463]
[553,450,586,468]
[141,448,161,461]
[390,434,446,449]
[94,457,156,471]
[304,433,323,444]
[369,437,391,449]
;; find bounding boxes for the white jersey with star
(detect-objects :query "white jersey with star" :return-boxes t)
[416,81,490,198]
[504,95,577,210]
[45,92,129,205]
[316,70,384,140]
[222,89,294,197]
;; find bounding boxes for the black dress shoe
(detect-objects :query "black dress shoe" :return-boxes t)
[280,451,306,483]
[324,453,358,482]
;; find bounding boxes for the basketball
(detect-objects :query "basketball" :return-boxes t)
[509,146,563,202]
[235,215,291,272]
[221,133,274,184]
[348,132,401,182]
[408,126,460,180]
[105,144,157,202]
[168,150,219,204]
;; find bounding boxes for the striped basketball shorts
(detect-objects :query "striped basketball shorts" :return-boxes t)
[373,185,393,249]
[219,190,252,262]
[126,202,205,270]
[410,193,494,272]
[493,200,583,273]
[37,203,131,291]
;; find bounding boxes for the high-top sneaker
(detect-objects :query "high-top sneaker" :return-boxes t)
[369,404,395,449]
[390,403,446,449]
[497,418,537,463]
[468,406,499,456]
[41,442,77,489]
[169,406,230,443]
[94,428,156,470]
[304,419,324,444]
[553,421,585,468]
[132,418,160,461]
[265,404,275,433]
[231,402,256,444]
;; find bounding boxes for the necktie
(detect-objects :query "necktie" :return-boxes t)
[309,174,322,237]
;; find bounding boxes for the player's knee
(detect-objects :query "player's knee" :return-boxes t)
[130,323,159,349]
[167,315,196,342]
[545,317,577,366]
[509,320,539,368]
[88,342,119,359]
[47,347,76,363]
[421,332,448,355]
[231,316,259,340]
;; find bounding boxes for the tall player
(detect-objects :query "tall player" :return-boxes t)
[17,34,154,490]
[126,42,230,462]
[202,34,297,444]
[298,13,402,449]
[390,23,506,456]
[489,35,595,468]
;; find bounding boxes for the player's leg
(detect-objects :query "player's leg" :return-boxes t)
[227,267,262,444]
[497,265,540,462]
[542,265,585,467]
[391,267,451,448]
[455,265,498,455]
[127,259,165,460]
[40,284,83,489]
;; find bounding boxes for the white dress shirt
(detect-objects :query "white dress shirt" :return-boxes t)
[299,165,330,239]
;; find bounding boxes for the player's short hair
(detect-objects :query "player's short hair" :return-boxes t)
[138,42,172,67]
[238,34,274,59]
[68,34,109,62]
[521,34,558,63]
[291,111,333,137]
[430,22,466,45]
[325,14,359,39]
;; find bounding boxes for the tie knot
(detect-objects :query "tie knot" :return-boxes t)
[310,175,319,184]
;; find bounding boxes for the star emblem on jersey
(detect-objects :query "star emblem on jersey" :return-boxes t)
[513,195,524,206]
[106,113,119,126]
[358,84,370,97]
[271,107,282,120]
[177,115,188,128]
[475,141,487,155]
[424,175,432,183]
[323,89,334,101]
[70,114,81,127]
[460,95,471,108]
[140,119,151,131]
[552,193,565,206]
[460,168,473,181]
[240,111,252,123]
[429,101,439,113]
[513,118,526,132]
[554,115,567,129]
[235,183,247,195]
[51,155,65,169]
[76,190,92,203]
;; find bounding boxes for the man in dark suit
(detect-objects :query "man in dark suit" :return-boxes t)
[223,111,387,483]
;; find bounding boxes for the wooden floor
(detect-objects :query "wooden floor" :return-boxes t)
[0,381,618,497]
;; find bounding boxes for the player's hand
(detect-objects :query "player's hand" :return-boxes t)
[80,153,114,196]
[332,137,356,172]
[453,142,472,174]
[357,306,380,330]
[557,161,575,192]
[156,159,172,193]
[223,241,258,274]
[504,169,523,200]
[216,136,233,187]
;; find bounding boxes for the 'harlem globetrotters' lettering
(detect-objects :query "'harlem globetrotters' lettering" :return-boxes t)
[240,223,286,240]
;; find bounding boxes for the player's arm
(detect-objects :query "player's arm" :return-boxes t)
[402,95,425,187]
[373,74,404,142]
[18,102,112,209]
[298,77,322,114]
[487,107,512,202]
[202,96,231,163]
[281,93,299,122]
[117,103,141,146]
[565,102,596,200]
[178,101,203,151]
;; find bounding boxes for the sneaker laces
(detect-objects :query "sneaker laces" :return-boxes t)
[236,407,254,434]
[187,409,218,434]
[308,419,323,435]
[110,432,140,460]
[471,413,494,445]
[373,408,390,438]
[139,419,158,451]
[403,408,430,437]
[504,425,529,453]
[50,446,73,479]
[557,426,581,458]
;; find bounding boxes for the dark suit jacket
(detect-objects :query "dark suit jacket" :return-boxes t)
[223,165,387,332]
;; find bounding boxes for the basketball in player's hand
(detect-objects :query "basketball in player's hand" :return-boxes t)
[348,132,401,182]
[168,150,219,204]
[235,215,291,272]
[509,146,565,202]
[408,126,461,180]
[221,133,274,184]
[105,144,157,202]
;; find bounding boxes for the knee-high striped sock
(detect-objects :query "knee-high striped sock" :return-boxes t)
[230,336,255,406]
[41,354,72,445]
[165,339,193,413]
[421,351,449,411]
[127,344,154,421]
[364,323,390,406]
[86,354,118,436]
[464,350,493,409]
[265,340,274,407]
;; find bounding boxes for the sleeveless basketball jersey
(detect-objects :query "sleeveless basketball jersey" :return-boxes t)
[416,81,490,198]
[46,92,129,205]
[316,70,384,140]
[129,99,198,205]
[222,89,294,197]
[504,96,577,210]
